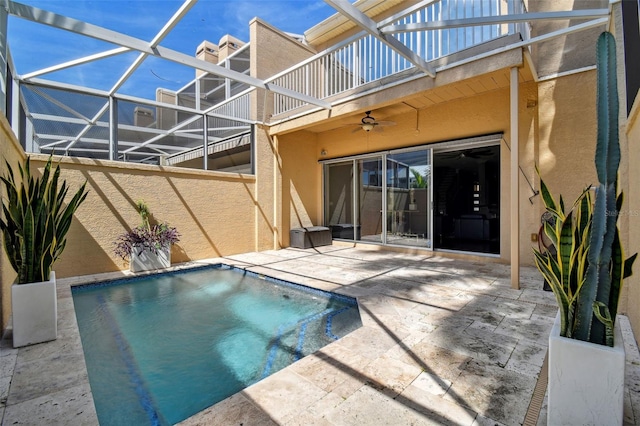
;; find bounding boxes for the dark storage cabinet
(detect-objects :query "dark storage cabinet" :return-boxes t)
[330,224,361,239]
[290,226,332,249]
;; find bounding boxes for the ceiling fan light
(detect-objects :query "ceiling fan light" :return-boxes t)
[362,123,375,132]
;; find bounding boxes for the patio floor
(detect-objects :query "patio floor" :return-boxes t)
[2,245,640,425]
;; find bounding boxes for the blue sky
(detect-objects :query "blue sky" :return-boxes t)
[8,0,339,99]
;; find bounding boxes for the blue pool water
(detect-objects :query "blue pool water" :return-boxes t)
[72,265,362,426]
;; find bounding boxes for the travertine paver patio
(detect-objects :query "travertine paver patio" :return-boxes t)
[2,245,640,425]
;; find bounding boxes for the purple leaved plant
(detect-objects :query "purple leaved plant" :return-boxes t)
[114,223,180,261]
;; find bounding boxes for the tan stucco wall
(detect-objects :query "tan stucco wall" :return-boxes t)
[31,156,258,279]
[0,148,257,332]
[249,19,318,251]
[277,130,321,247]
[536,71,598,204]
[527,0,606,77]
[624,94,640,336]
[249,18,316,122]
[0,117,23,331]
[305,80,540,265]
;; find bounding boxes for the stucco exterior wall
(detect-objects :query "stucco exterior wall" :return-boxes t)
[277,130,321,247]
[624,95,640,336]
[249,18,317,122]
[308,80,541,265]
[0,117,23,331]
[536,72,598,204]
[249,19,318,251]
[0,149,257,332]
[33,156,257,278]
[526,0,606,77]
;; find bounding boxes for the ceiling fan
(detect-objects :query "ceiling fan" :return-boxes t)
[350,111,396,132]
[441,148,495,160]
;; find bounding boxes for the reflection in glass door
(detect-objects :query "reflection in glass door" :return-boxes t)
[386,150,431,248]
[357,157,383,243]
[324,151,432,249]
[324,161,355,239]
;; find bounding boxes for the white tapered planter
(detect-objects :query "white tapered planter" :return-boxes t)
[11,272,57,348]
[548,313,625,426]
[130,246,171,272]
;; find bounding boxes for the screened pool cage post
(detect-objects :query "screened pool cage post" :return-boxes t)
[109,97,118,161]
[225,60,231,99]
[203,114,208,171]
[0,4,8,115]
[195,78,200,111]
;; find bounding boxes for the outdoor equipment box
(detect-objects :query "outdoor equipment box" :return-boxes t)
[290,226,332,249]
[330,224,361,239]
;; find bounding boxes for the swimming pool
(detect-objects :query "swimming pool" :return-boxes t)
[72,265,362,425]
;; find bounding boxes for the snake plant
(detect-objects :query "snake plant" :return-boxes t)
[534,31,637,346]
[0,156,88,284]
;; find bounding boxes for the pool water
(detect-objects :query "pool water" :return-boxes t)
[72,265,362,426]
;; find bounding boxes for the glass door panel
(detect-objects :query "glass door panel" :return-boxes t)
[432,145,500,253]
[357,157,383,243]
[386,150,431,248]
[324,161,356,239]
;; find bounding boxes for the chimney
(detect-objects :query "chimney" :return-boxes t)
[195,40,219,77]
[134,106,154,128]
[218,35,244,62]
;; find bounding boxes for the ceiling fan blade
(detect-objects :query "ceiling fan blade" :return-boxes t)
[376,120,396,126]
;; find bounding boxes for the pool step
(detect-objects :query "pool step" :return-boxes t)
[261,308,341,378]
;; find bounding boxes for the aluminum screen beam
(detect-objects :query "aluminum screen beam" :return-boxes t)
[21,47,130,80]
[66,0,198,154]
[8,1,330,109]
[110,0,196,95]
[324,0,436,78]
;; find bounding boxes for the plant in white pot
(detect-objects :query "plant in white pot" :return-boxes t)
[114,200,180,273]
[0,156,88,348]
[533,31,637,425]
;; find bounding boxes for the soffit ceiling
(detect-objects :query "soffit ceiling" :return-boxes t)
[283,60,536,134]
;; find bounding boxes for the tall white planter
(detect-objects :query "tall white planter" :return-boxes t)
[548,313,625,425]
[130,245,171,272]
[11,272,57,348]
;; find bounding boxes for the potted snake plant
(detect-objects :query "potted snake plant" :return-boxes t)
[533,32,637,425]
[0,156,88,347]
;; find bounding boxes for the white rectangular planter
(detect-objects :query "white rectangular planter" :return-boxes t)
[11,272,57,348]
[548,313,625,426]
[130,246,171,272]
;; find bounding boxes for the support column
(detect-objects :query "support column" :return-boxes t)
[109,97,118,161]
[510,66,520,289]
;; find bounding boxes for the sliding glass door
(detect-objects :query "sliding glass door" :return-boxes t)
[324,150,431,249]
[432,145,500,254]
[323,137,499,254]
[386,150,431,248]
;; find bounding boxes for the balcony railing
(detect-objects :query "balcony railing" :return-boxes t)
[270,0,528,116]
